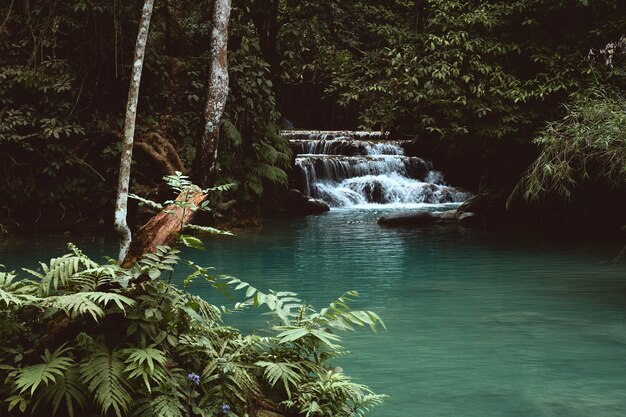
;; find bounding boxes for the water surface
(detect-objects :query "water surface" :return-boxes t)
[2,210,625,417]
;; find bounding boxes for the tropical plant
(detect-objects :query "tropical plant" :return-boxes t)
[0,238,385,417]
[515,88,626,201]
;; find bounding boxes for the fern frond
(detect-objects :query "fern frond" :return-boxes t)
[163,171,194,193]
[128,193,164,211]
[135,246,180,275]
[176,291,222,323]
[72,265,120,291]
[24,244,99,295]
[221,119,243,146]
[85,291,135,313]
[245,175,264,195]
[203,182,236,193]
[80,345,132,417]
[353,393,388,417]
[14,344,74,396]
[33,366,87,417]
[133,394,186,417]
[255,361,302,398]
[0,270,38,308]
[44,293,104,321]
[121,345,168,393]
[251,163,288,184]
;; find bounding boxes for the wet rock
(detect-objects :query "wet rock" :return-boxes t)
[304,197,331,214]
[405,157,430,180]
[377,210,457,227]
[281,189,330,215]
[458,211,480,226]
[362,181,385,203]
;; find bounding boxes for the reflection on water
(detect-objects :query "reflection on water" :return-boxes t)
[1,210,625,417]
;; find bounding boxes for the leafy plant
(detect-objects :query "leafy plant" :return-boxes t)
[515,87,626,201]
[0,241,385,417]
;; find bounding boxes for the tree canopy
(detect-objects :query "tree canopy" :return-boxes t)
[0,0,624,229]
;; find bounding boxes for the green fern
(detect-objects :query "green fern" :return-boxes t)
[121,345,168,393]
[163,171,194,193]
[14,344,74,396]
[72,265,120,291]
[255,360,302,398]
[86,291,135,312]
[0,270,38,308]
[133,393,186,417]
[33,366,87,417]
[23,243,99,296]
[200,338,261,406]
[252,162,289,185]
[245,174,264,195]
[221,118,243,146]
[284,371,387,417]
[45,293,104,321]
[80,344,132,417]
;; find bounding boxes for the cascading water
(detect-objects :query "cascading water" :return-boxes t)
[287,131,470,209]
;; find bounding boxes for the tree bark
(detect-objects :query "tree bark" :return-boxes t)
[114,0,155,263]
[121,188,207,268]
[134,132,186,176]
[193,0,232,188]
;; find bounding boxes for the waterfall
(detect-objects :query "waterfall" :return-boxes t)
[287,131,470,209]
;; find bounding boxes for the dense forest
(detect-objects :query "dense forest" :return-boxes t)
[1,0,624,235]
[1,1,626,416]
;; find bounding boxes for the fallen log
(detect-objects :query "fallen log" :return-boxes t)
[121,188,206,267]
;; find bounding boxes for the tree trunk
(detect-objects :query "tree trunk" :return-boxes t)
[121,0,234,267]
[193,0,232,188]
[250,0,280,80]
[121,188,207,268]
[114,0,154,263]
[415,0,426,30]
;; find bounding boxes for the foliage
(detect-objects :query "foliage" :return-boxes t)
[277,0,626,137]
[0,244,385,416]
[0,0,143,224]
[0,0,293,226]
[515,87,626,201]
[2,0,625,229]
[220,6,293,197]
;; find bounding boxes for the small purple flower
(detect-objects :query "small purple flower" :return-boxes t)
[187,372,200,385]
[221,404,230,414]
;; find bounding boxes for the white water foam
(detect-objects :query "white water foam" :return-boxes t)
[291,134,470,209]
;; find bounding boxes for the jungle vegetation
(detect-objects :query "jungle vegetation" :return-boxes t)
[0,1,625,416]
[0,173,387,417]
[0,0,624,232]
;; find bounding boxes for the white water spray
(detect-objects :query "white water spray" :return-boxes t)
[289,133,470,209]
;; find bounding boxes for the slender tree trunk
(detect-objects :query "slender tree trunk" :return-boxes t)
[121,0,233,266]
[415,0,426,30]
[114,0,154,263]
[250,0,282,108]
[193,0,232,188]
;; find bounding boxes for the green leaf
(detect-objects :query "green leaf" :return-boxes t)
[15,345,74,396]
[80,345,132,417]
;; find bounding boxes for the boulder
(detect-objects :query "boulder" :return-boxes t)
[304,197,331,214]
[282,189,330,215]
[458,211,480,226]
[405,157,431,180]
[377,210,457,227]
